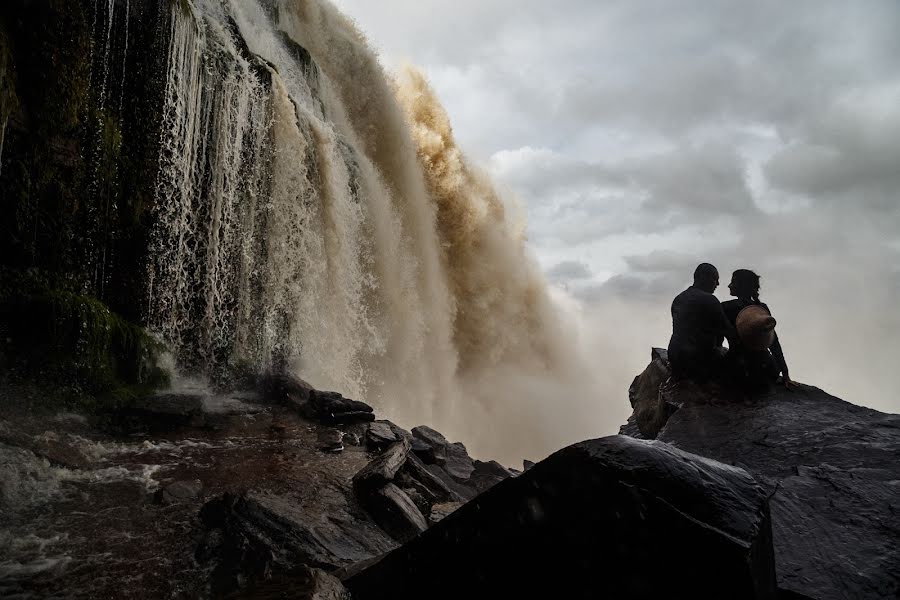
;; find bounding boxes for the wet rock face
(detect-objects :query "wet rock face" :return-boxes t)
[197,491,396,597]
[647,385,900,600]
[347,435,777,600]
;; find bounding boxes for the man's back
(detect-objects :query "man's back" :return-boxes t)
[668,286,733,379]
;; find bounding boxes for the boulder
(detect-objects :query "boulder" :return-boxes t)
[305,391,375,425]
[410,438,435,463]
[441,442,475,482]
[424,463,475,502]
[263,372,315,405]
[352,438,411,490]
[197,491,396,596]
[468,460,514,494]
[365,421,399,451]
[357,483,428,543]
[410,425,474,481]
[626,347,675,438]
[397,453,465,504]
[155,479,203,505]
[318,429,345,453]
[647,383,900,600]
[347,435,776,600]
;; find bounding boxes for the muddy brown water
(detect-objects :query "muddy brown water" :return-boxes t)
[0,395,374,599]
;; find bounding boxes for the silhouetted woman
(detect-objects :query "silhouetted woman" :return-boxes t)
[722,269,797,390]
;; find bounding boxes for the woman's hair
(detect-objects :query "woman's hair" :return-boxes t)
[731,269,761,302]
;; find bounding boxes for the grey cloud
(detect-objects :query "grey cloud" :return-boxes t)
[546,259,592,283]
[335,0,900,413]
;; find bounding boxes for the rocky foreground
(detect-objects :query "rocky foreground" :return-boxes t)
[1,362,898,599]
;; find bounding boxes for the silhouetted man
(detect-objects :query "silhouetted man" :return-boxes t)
[667,263,736,382]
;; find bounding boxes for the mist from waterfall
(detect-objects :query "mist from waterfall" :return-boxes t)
[148,0,600,463]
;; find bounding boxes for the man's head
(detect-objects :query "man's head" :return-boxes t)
[693,263,719,293]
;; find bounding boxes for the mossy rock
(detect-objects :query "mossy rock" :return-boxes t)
[0,268,169,412]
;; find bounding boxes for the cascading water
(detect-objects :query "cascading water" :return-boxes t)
[148,0,582,461]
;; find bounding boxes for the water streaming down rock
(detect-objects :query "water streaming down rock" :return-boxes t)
[147,0,574,461]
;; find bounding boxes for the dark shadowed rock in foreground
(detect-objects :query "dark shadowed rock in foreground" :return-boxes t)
[347,435,777,600]
[197,491,396,596]
[637,383,900,600]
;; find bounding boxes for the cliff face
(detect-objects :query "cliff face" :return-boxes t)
[0,0,168,316]
[623,356,900,600]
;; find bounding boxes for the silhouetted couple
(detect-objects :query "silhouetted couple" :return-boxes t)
[668,263,796,392]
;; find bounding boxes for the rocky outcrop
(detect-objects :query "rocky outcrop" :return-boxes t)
[196,491,397,596]
[347,435,777,600]
[349,421,514,544]
[620,357,900,600]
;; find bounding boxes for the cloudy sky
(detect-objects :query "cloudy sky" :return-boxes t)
[333,0,900,415]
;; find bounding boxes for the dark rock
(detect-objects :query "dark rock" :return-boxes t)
[468,460,513,494]
[424,463,476,502]
[342,432,362,446]
[387,423,413,442]
[522,459,535,471]
[279,384,375,425]
[318,429,344,453]
[410,438,435,463]
[264,372,314,405]
[0,427,92,470]
[357,483,428,543]
[399,453,465,504]
[347,435,777,600]
[616,413,645,439]
[649,384,900,600]
[128,392,206,429]
[411,425,449,448]
[626,352,674,438]
[310,390,373,416]
[428,501,462,524]
[352,438,411,490]
[365,421,399,451]
[399,487,430,517]
[441,442,474,482]
[197,491,396,595]
[155,479,203,505]
[410,425,473,481]
[651,346,668,362]
[321,411,376,425]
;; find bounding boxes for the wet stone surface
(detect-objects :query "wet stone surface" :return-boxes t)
[0,393,379,599]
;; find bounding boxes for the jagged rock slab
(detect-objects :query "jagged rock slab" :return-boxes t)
[358,483,428,543]
[398,453,465,504]
[424,463,476,501]
[264,372,315,405]
[197,491,396,596]
[352,438,411,489]
[306,391,375,425]
[654,385,900,600]
[411,425,474,481]
[347,435,777,600]
[626,349,676,438]
[468,460,513,494]
[155,479,203,505]
[366,421,399,451]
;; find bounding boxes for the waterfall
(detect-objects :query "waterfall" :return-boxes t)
[148,0,578,461]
